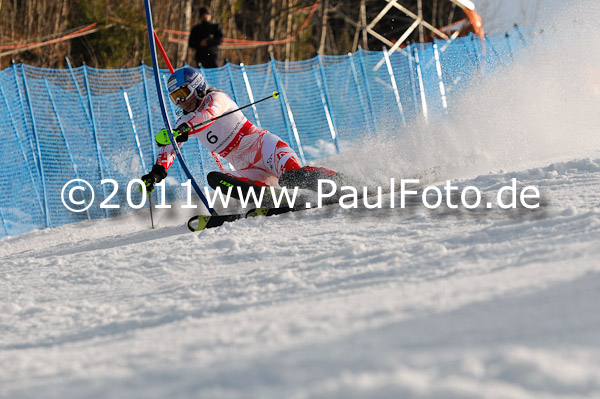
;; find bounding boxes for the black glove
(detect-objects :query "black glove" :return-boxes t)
[175,124,190,143]
[140,164,167,193]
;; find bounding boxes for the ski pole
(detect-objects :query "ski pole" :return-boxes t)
[148,192,155,229]
[186,91,280,131]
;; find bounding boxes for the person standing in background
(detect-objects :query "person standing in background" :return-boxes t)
[188,7,223,68]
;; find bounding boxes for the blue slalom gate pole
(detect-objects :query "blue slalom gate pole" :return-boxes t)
[143,0,217,216]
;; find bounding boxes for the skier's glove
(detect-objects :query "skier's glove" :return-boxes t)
[140,164,167,193]
[155,126,189,147]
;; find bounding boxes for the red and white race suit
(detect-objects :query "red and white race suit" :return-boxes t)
[156,91,302,186]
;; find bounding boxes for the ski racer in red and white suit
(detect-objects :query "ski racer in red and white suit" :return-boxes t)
[156,90,302,188]
[141,67,339,195]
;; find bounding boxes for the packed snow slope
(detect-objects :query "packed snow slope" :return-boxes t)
[2,2,600,399]
[2,156,600,399]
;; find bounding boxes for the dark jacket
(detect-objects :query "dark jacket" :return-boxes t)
[189,21,223,68]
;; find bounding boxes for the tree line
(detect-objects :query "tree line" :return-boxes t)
[0,0,476,70]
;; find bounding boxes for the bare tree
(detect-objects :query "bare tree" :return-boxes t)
[0,0,500,69]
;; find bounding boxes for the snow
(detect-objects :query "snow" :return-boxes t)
[2,157,600,398]
[2,2,600,398]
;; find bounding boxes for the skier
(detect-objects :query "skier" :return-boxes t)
[140,67,340,203]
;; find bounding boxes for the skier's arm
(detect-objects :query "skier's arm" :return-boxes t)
[142,123,189,191]
[153,122,190,172]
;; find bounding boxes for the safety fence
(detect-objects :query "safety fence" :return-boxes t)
[0,27,533,237]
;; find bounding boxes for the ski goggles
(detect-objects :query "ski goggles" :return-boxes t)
[169,85,194,104]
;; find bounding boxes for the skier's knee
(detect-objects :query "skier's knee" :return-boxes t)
[281,156,302,173]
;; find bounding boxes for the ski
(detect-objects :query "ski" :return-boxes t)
[187,213,243,231]
[187,206,296,232]
[245,206,296,217]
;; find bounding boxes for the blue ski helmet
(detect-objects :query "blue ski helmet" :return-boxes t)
[167,67,206,104]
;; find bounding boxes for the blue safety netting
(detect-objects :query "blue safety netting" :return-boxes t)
[0,27,535,237]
